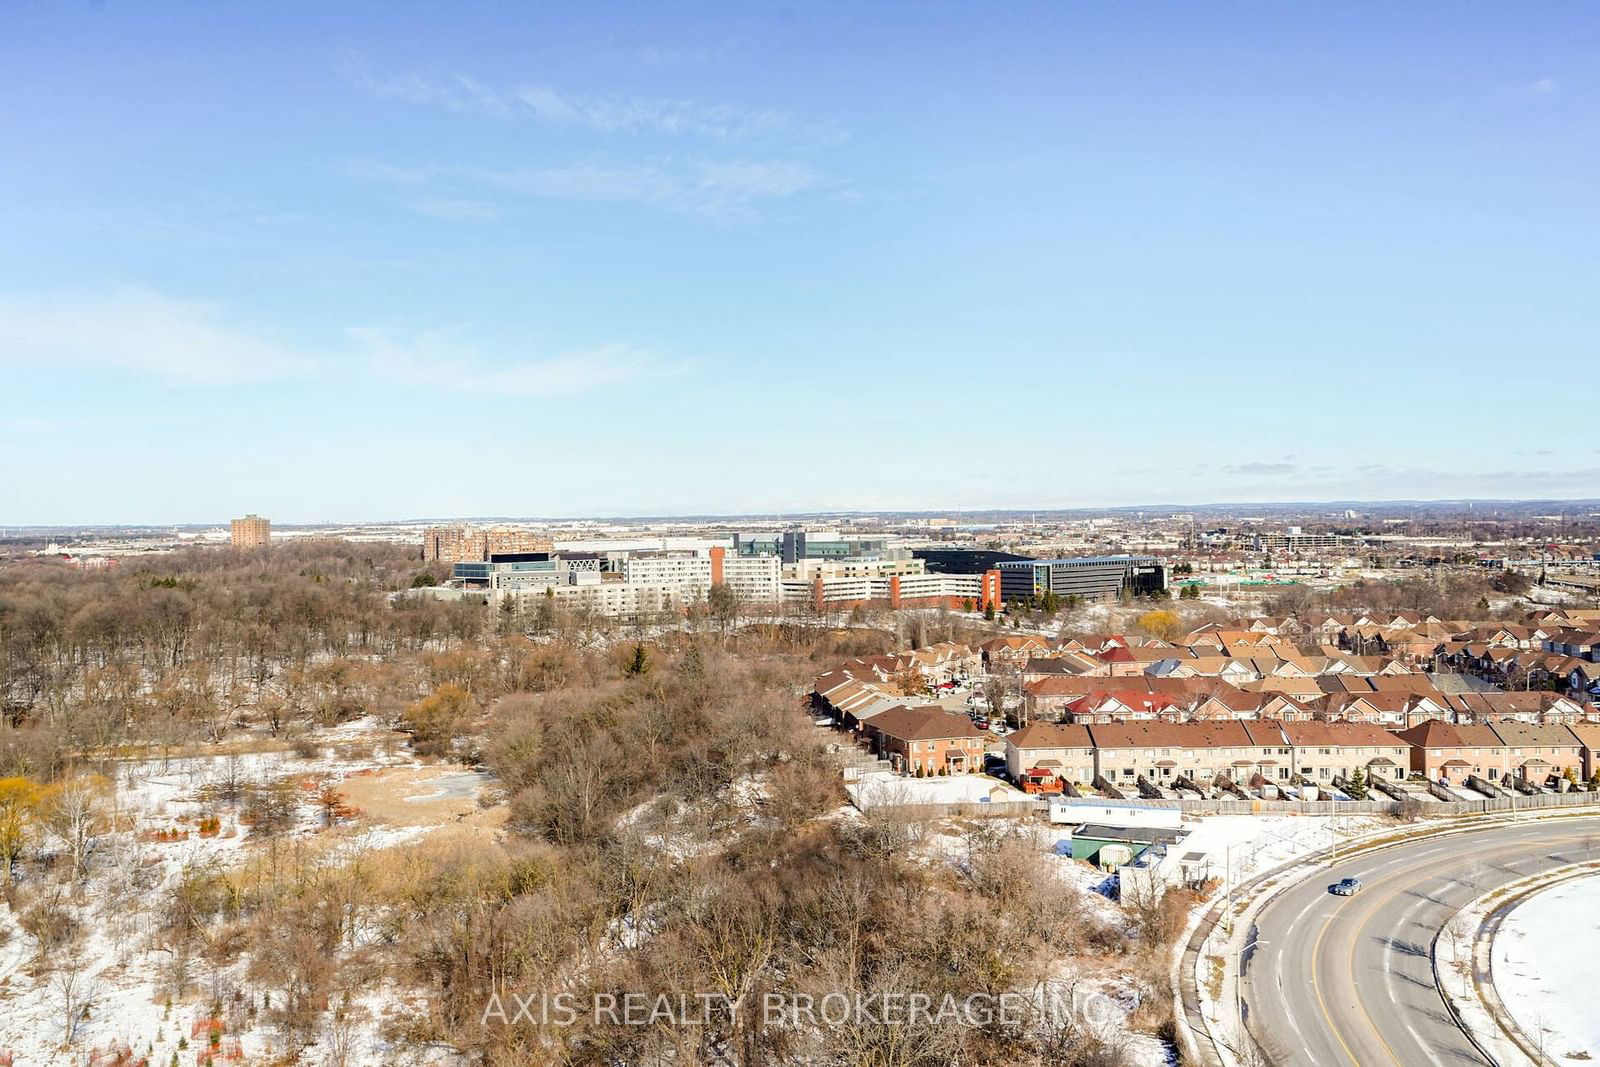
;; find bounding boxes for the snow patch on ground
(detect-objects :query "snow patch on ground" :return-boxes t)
[1494,872,1600,1060]
[0,721,491,1066]
[1172,813,1382,887]
[847,770,1033,808]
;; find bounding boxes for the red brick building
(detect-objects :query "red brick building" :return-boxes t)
[865,705,988,775]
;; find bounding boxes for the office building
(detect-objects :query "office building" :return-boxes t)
[915,549,1031,574]
[781,570,1002,613]
[732,529,891,564]
[996,556,1166,603]
[1252,531,1345,552]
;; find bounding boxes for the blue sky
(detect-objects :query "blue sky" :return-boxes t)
[2,2,1596,524]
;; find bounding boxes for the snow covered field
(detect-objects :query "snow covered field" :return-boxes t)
[0,717,490,1066]
[1494,872,1600,1060]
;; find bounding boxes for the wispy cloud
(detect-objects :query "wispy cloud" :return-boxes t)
[347,157,829,220]
[339,58,845,143]
[1222,461,1298,476]
[509,84,838,141]
[0,288,669,400]
[0,288,316,386]
[479,158,824,216]
[350,327,678,398]
[402,197,500,223]
[339,61,515,116]
[1529,78,1556,92]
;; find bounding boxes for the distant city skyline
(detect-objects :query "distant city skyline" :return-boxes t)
[2,3,1598,524]
[7,497,1600,531]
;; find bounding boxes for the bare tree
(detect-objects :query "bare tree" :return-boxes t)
[51,947,98,1045]
[1442,914,1474,995]
[42,773,108,883]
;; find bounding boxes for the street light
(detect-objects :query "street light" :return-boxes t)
[1222,823,1312,934]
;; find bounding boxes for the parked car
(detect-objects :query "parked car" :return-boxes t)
[1329,877,1363,897]
[973,717,989,730]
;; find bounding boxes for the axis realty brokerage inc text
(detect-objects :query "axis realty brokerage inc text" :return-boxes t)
[480,988,1121,1029]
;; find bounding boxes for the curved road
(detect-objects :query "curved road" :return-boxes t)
[1243,816,1600,1066]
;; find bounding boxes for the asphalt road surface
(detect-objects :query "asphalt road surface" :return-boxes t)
[1243,815,1600,1066]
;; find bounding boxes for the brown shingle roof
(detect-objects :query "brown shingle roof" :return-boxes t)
[1006,723,1094,750]
[868,705,986,743]
[1486,722,1582,748]
[1088,721,1267,750]
[1393,720,1503,748]
[1279,721,1406,748]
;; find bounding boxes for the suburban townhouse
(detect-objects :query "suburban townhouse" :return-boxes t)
[1024,675,1249,723]
[1093,644,1183,677]
[1544,628,1600,661]
[1263,653,1331,677]
[829,684,906,730]
[1313,673,1438,700]
[1512,651,1592,689]
[1180,623,1229,644]
[1243,674,1330,701]
[897,642,980,684]
[1084,646,1141,678]
[1482,721,1584,781]
[1317,692,1445,727]
[979,635,1050,668]
[1003,723,1096,784]
[1024,675,1102,720]
[1059,689,1187,724]
[1319,653,1390,676]
[1565,723,1600,780]
[1305,613,1360,641]
[1439,691,1586,725]
[1238,616,1307,636]
[1366,674,1449,699]
[1455,624,1541,650]
[1280,721,1411,785]
[1568,660,1600,695]
[1086,720,1291,788]
[1393,721,1511,784]
[863,705,988,775]
[1017,652,1106,682]
[1147,654,1230,678]
[1190,690,1312,722]
[1530,609,1600,628]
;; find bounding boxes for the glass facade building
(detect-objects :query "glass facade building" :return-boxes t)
[996,555,1166,602]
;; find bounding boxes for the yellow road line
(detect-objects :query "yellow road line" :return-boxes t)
[1296,828,1590,1067]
